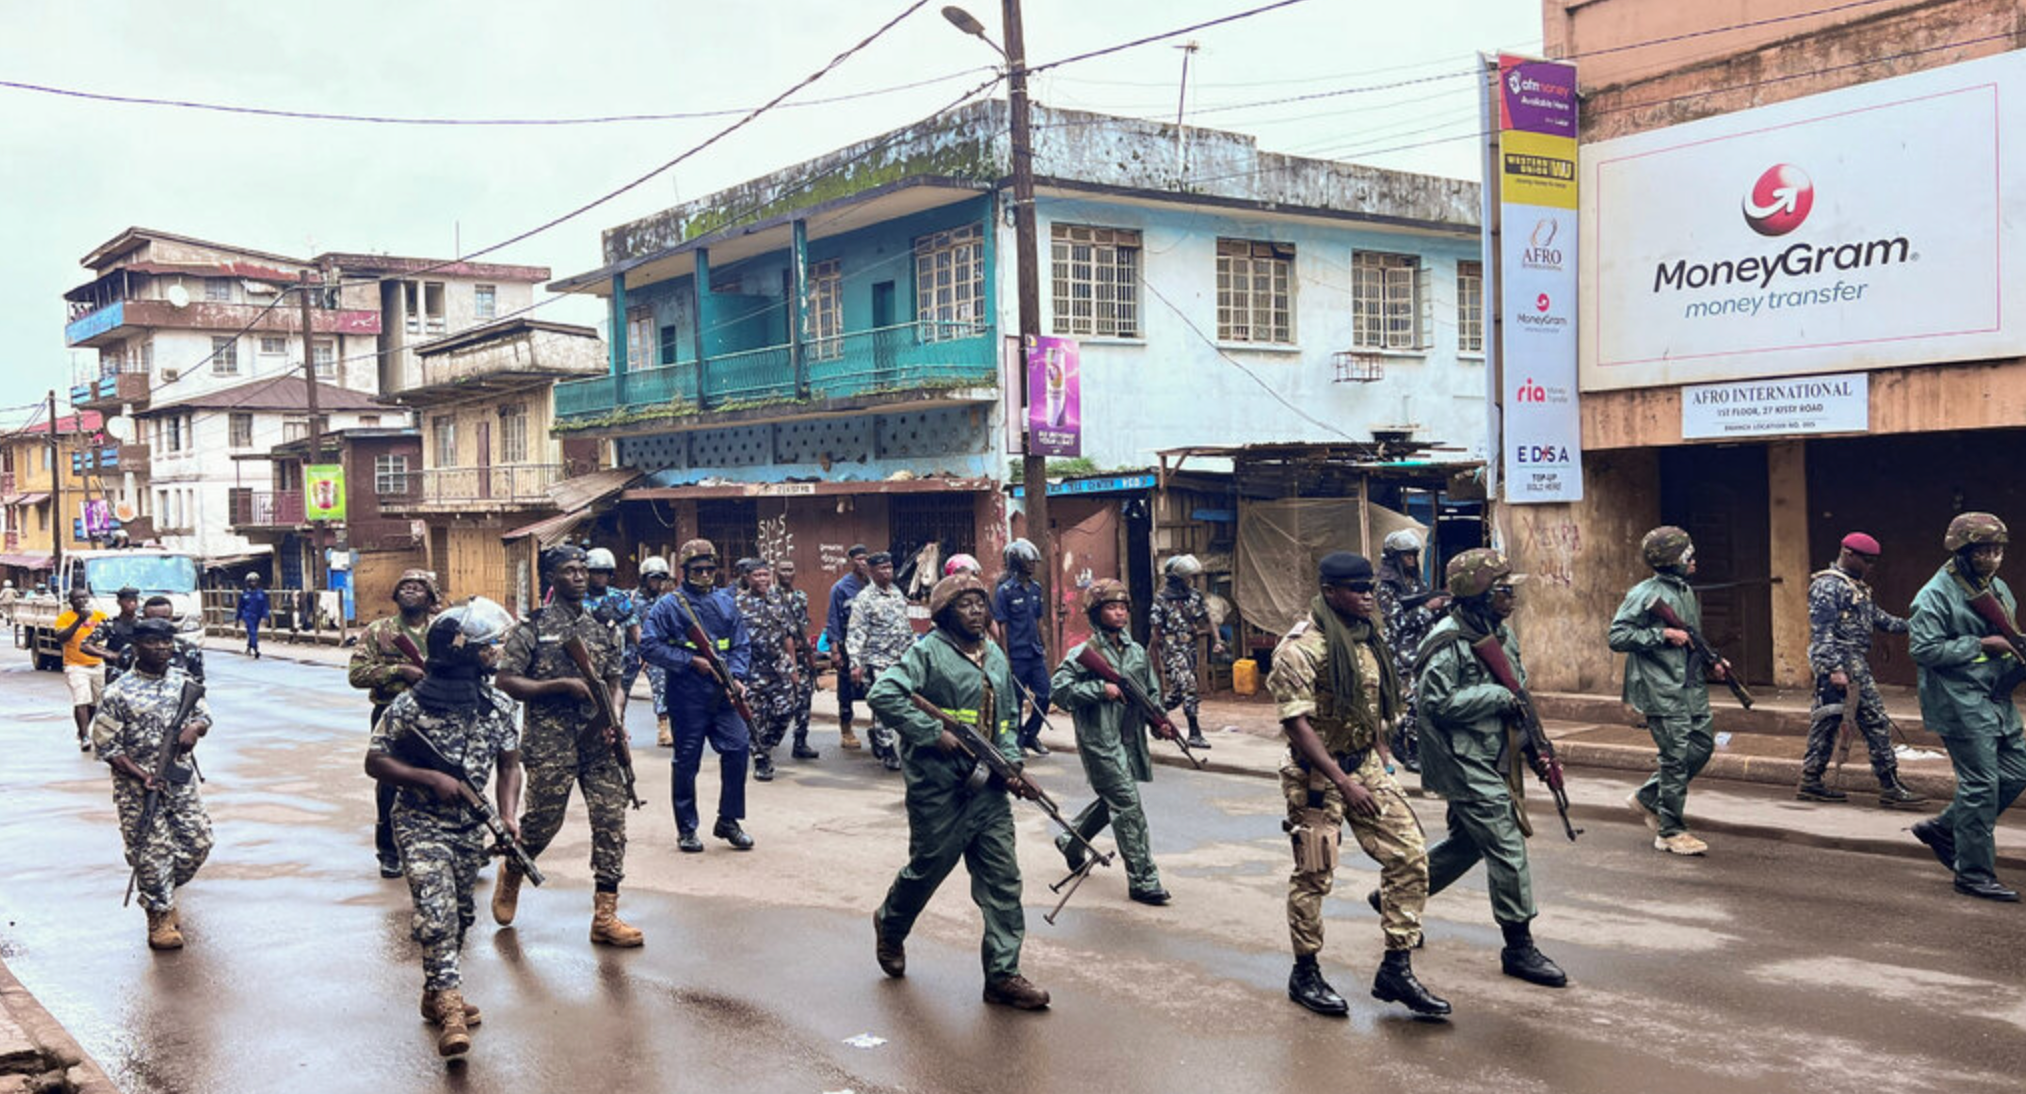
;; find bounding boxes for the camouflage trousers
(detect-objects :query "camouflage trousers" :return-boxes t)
[393,808,485,992]
[789,666,815,743]
[1280,749,1426,955]
[517,724,628,889]
[112,777,213,914]
[748,673,797,754]
[646,664,669,717]
[1157,642,1202,720]
[1801,664,1899,782]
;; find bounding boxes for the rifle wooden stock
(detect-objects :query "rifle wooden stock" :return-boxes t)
[673,594,759,728]
[1647,598,1755,709]
[398,726,545,887]
[1965,588,2026,699]
[124,680,205,906]
[1467,636,1581,842]
[562,636,643,810]
[391,633,426,669]
[1072,643,1202,769]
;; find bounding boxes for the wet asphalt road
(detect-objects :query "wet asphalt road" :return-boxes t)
[3,648,2025,1094]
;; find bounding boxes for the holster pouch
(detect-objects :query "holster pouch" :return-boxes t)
[1282,767,1340,872]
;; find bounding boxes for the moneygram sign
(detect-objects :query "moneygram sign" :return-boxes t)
[1581,50,2026,392]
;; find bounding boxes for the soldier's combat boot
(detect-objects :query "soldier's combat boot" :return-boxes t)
[1795,777,1847,803]
[1185,712,1211,751]
[421,990,482,1028]
[431,990,472,1057]
[1372,949,1451,1017]
[1911,817,1956,870]
[839,725,863,751]
[490,864,523,926]
[1287,956,1348,1016]
[753,751,775,782]
[1055,830,1088,873]
[873,910,905,978]
[590,891,645,946]
[1878,776,1928,810]
[714,818,755,850]
[1954,874,2021,902]
[791,733,819,760]
[145,907,184,951]
[677,828,704,854]
[982,975,1051,1010]
[1499,920,1568,988]
[656,714,673,748]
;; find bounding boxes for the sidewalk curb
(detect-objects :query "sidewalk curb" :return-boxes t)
[0,958,117,1094]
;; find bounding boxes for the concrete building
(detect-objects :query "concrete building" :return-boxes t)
[547,102,1485,635]
[1515,0,2026,692]
[228,426,426,613]
[0,411,101,587]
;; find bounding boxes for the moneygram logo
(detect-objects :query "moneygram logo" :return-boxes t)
[1742,164,1814,237]
[1516,291,1569,329]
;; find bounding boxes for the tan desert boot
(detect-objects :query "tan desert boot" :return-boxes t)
[146,907,184,951]
[491,865,523,926]
[590,891,644,947]
[421,989,482,1027]
[432,990,472,1057]
[656,714,673,748]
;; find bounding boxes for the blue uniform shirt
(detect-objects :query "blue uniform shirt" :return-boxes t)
[994,576,1047,661]
[641,583,753,699]
[824,572,866,646]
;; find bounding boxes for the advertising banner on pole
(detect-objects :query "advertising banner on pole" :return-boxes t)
[1497,53,1583,503]
[305,464,347,522]
[1026,335,1082,457]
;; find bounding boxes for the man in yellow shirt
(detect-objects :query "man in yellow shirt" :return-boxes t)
[56,588,109,751]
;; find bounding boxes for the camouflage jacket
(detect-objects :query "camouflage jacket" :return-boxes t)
[846,583,913,670]
[90,665,211,770]
[498,601,621,744]
[779,587,813,660]
[736,588,796,687]
[1149,588,1210,658]
[348,615,430,706]
[584,586,638,652]
[1267,615,1387,756]
[1807,564,1908,676]
[367,687,521,825]
[1376,568,1439,681]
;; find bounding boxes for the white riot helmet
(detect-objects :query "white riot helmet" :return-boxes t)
[584,547,618,572]
[1383,530,1423,556]
[1163,554,1203,578]
[639,556,672,578]
[425,596,517,663]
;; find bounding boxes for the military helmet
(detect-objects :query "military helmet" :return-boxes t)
[929,573,989,619]
[394,567,442,606]
[676,539,717,569]
[1383,529,1423,556]
[1640,526,1694,569]
[1083,578,1131,617]
[425,596,515,663]
[1944,512,2009,552]
[1446,548,1513,598]
[584,547,617,572]
[1163,554,1203,577]
[1003,538,1040,567]
[639,556,671,578]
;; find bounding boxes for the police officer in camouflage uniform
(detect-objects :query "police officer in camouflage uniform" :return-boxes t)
[1151,554,1225,751]
[848,551,914,772]
[92,617,213,951]
[491,545,643,945]
[1376,531,1448,773]
[775,559,820,760]
[1402,549,1566,988]
[1798,532,1925,808]
[140,597,206,684]
[1270,552,1448,1018]
[1610,526,1732,857]
[584,548,639,715]
[364,598,522,1059]
[349,568,441,879]
[869,574,1051,1011]
[641,539,755,853]
[736,559,798,781]
[1050,579,1174,905]
[1909,512,2026,902]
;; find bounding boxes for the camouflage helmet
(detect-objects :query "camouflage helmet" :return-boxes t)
[676,538,717,570]
[1640,526,1694,569]
[1083,578,1131,617]
[393,567,442,606]
[929,573,989,619]
[1944,512,2009,552]
[1446,548,1513,598]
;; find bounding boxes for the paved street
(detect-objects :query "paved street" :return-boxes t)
[4,645,2026,1094]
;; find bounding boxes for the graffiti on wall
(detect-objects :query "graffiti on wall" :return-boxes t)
[820,543,851,574]
[1518,512,1582,588]
[758,513,794,568]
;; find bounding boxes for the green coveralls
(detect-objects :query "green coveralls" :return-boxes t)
[1608,572,1714,838]
[1051,632,1163,894]
[1416,616,1537,925]
[1909,562,2026,881]
[868,631,1028,982]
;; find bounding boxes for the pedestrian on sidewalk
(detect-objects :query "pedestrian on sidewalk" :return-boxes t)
[1377,531,1448,773]
[1610,526,1725,857]
[1798,533,1926,808]
[1404,549,1566,989]
[348,568,441,879]
[775,559,820,761]
[235,574,270,658]
[641,539,755,854]
[735,559,797,782]
[1151,554,1226,753]
[1050,579,1173,906]
[1270,551,1449,1019]
[992,539,1053,757]
[824,545,871,751]
[56,587,108,751]
[848,551,913,773]
[93,617,213,951]
[868,574,1050,1011]
[364,598,523,1058]
[1908,512,2026,903]
[629,557,674,747]
[492,546,644,945]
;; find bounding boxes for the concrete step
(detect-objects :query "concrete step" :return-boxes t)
[1545,719,1956,802]
[1534,689,1947,747]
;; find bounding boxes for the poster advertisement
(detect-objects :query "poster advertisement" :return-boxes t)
[79,498,115,537]
[305,464,347,522]
[1026,335,1081,457]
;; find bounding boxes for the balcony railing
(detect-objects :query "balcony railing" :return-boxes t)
[385,464,565,507]
[71,371,152,411]
[230,490,306,527]
[553,321,995,422]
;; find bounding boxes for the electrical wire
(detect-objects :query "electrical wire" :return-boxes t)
[1027,0,1315,76]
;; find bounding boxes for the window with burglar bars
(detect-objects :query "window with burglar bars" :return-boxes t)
[1051,224,1141,338]
[888,494,975,577]
[1216,239,1294,344]
[1456,260,1484,354]
[210,336,239,376]
[374,454,410,496]
[1352,251,1422,351]
[498,403,529,464]
[914,224,985,342]
[810,259,843,360]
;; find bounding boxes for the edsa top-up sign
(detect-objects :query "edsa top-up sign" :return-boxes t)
[1578,49,2026,392]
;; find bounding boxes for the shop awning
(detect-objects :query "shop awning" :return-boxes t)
[201,547,273,568]
[501,508,586,547]
[10,492,50,506]
[0,553,54,570]
[622,476,995,502]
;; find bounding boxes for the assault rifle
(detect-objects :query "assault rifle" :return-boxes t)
[1965,587,2026,700]
[672,593,759,728]
[903,691,1115,924]
[391,632,426,669]
[123,680,206,906]
[563,636,645,810]
[1647,598,1755,709]
[1466,636,1581,841]
[394,725,546,887]
[1072,643,1203,769]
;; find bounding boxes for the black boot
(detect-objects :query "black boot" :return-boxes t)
[752,751,775,782]
[1499,921,1568,987]
[1954,873,2021,901]
[1287,956,1348,1016]
[1185,712,1211,751]
[1371,950,1450,1017]
[712,818,754,851]
[791,733,819,760]
[1795,776,1847,803]
[1877,775,1927,809]
[1911,817,1956,871]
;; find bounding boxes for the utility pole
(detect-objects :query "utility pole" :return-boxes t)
[299,271,326,597]
[1174,41,1199,181]
[1002,0,1054,656]
[47,390,62,586]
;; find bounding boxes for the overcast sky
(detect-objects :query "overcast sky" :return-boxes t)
[0,0,1541,427]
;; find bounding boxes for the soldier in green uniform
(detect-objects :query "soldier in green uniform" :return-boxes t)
[1908,512,2026,901]
[1270,552,1448,1018]
[348,568,441,879]
[491,546,642,945]
[364,598,522,1058]
[1609,526,1729,856]
[1403,549,1566,987]
[868,574,1051,1011]
[1049,579,1175,905]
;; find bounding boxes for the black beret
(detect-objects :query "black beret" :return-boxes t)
[1318,551,1375,585]
[847,544,870,558]
[133,618,178,639]
[117,586,141,599]
[866,551,893,566]
[540,545,588,573]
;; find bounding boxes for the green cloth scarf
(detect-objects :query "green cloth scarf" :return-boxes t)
[1310,595,1401,740]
